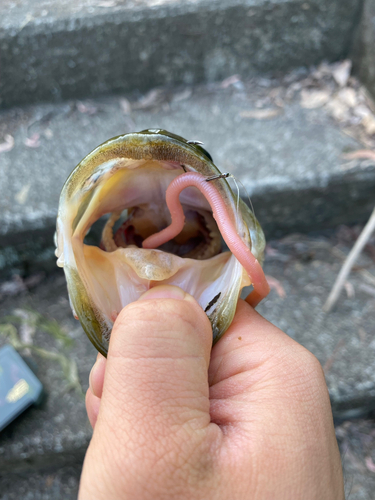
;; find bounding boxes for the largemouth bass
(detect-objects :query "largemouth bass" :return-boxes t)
[55,129,269,356]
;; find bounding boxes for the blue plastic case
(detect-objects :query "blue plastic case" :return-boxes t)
[0,344,43,432]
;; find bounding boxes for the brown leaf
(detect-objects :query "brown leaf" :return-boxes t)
[265,275,286,298]
[344,281,355,298]
[365,456,375,473]
[98,1,117,6]
[221,74,241,89]
[76,101,98,115]
[358,283,375,297]
[326,97,350,121]
[172,89,192,102]
[337,88,357,108]
[119,97,132,115]
[341,150,375,161]
[24,133,40,148]
[240,108,282,120]
[362,115,375,135]
[0,134,15,153]
[332,60,352,87]
[353,104,371,119]
[300,89,330,109]
[133,89,165,110]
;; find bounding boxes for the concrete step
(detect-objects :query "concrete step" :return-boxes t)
[1,63,375,278]
[0,0,363,108]
[1,227,375,478]
[2,420,375,500]
[0,273,94,475]
[0,461,81,500]
[3,423,375,500]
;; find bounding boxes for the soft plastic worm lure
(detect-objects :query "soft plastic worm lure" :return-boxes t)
[143,172,269,307]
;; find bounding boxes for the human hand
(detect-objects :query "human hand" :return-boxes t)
[79,285,344,500]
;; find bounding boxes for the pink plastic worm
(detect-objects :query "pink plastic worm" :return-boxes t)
[142,172,270,307]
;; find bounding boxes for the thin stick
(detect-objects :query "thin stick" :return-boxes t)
[323,206,375,312]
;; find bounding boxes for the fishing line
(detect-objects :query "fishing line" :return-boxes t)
[230,175,255,217]
[206,171,256,222]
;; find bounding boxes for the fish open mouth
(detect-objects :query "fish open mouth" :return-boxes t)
[101,184,222,261]
[55,130,268,355]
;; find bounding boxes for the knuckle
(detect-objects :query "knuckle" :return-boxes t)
[292,353,326,399]
[276,345,326,396]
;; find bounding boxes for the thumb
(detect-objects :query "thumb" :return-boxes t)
[102,285,212,429]
[80,286,214,498]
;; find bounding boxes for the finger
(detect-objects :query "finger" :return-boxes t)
[89,353,106,399]
[209,300,330,427]
[86,388,101,428]
[209,299,300,388]
[86,285,218,487]
[99,286,212,431]
[208,302,344,499]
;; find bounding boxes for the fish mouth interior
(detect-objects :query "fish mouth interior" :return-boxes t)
[64,158,248,338]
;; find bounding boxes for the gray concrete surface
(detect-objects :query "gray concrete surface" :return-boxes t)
[1,71,374,277]
[257,230,375,419]
[2,417,375,500]
[0,461,81,500]
[0,272,94,474]
[353,0,375,99]
[0,0,363,107]
[1,228,375,479]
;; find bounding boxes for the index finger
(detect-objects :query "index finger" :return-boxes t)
[208,299,319,395]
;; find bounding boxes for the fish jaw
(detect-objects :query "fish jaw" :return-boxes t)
[56,130,266,355]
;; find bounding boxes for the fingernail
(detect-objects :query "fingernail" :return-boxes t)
[138,285,187,302]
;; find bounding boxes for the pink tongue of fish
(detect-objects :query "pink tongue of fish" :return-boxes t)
[142,172,270,308]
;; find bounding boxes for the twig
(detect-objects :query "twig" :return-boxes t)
[323,207,375,312]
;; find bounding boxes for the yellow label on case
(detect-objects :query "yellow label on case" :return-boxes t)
[5,379,29,403]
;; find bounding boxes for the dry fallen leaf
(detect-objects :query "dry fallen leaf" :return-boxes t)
[240,108,282,120]
[221,74,241,89]
[332,60,352,87]
[337,88,357,108]
[300,89,331,109]
[98,0,117,6]
[344,281,355,298]
[365,456,375,473]
[119,97,132,115]
[362,115,375,135]
[172,89,192,102]
[24,133,40,148]
[133,89,165,110]
[311,61,332,80]
[353,104,371,119]
[0,134,15,153]
[44,128,54,139]
[341,150,375,161]
[77,101,98,115]
[265,275,286,298]
[358,283,375,298]
[15,184,31,204]
[326,97,350,121]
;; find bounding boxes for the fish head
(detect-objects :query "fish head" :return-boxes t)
[55,129,266,356]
